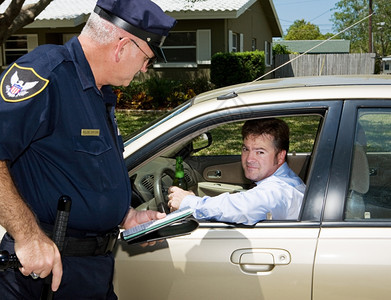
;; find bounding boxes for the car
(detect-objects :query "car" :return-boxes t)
[112,75,391,300]
[1,75,390,299]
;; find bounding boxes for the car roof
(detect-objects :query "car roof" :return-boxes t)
[124,75,391,160]
[193,75,391,105]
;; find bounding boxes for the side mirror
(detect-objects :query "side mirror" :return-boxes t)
[192,132,212,153]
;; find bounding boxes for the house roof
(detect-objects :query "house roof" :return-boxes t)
[273,40,351,54]
[1,0,282,36]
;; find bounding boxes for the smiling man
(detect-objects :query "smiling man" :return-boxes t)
[168,118,306,225]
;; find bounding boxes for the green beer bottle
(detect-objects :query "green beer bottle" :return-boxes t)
[173,156,188,190]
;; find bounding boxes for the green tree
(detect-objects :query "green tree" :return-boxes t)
[0,0,53,45]
[332,0,391,55]
[285,19,324,40]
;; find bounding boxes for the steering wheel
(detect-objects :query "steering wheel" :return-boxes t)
[154,167,175,213]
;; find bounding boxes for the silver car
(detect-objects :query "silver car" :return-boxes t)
[113,75,391,300]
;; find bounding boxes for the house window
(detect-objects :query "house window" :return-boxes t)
[265,41,273,66]
[228,31,243,53]
[162,31,196,63]
[232,33,238,52]
[252,38,257,51]
[2,34,38,66]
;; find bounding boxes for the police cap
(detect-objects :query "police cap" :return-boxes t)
[94,0,177,62]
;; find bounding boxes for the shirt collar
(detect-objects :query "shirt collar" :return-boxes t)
[65,37,116,105]
[255,162,290,185]
[65,37,97,91]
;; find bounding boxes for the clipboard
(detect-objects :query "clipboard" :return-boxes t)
[121,207,199,245]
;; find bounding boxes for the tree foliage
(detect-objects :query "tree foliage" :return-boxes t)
[332,0,391,55]
[0,0,53,45]
[285,19,327,40]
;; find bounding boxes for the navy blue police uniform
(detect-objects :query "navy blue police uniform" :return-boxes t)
[0,0,176,298]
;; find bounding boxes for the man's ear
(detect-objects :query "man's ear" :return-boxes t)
[277,150,287,165]
[115,38,128,62]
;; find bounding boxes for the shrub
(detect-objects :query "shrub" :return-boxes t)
[210,51,265,88]
[113,75,213,110]
[272,44,292,55]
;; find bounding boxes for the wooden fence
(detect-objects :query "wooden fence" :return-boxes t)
[273,53,377,78]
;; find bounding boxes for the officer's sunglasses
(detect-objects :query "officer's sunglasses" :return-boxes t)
[129,38,157,67]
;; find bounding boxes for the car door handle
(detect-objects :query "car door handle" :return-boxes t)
[206,169,221,179]
[230,248,291,274]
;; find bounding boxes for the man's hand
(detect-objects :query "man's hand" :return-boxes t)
[167,186,195,212]
[15,230,62,291]
[0,161,63,291]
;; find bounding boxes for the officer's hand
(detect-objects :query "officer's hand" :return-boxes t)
[121,208,166,246]
[15,230,63,291]
[121,208,166,230]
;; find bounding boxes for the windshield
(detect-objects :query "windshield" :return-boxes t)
[123,100,192,146]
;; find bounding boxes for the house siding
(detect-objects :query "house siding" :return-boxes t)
[4,0,280,80]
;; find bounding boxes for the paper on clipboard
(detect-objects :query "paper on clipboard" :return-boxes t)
[120,207,198,244]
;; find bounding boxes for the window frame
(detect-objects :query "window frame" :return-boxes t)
[264,40,273,67]
[156,30,211,68]
[322,99,391,225]
[2,34,38,67]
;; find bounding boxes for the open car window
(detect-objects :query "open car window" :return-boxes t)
[130,114,323,224]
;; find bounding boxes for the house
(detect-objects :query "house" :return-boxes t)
[382,56,391,74]
[273,40,351,54]
[1,0,282,79]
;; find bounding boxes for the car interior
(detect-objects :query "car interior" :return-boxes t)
[129,114,322,220]
[346,109,391,220]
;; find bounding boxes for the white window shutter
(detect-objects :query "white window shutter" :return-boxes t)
[240,33,244,52]
[228,30,233,52]
[27,35,38,52]
[197,29,211,64]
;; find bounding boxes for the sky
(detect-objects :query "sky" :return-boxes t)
[273,0,341,35]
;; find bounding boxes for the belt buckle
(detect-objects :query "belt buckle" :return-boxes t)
[104,228,119,254]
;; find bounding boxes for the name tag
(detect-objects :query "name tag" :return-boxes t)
[81,129,100,136]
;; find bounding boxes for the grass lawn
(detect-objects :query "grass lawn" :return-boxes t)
[116,110,320,155]
[116,110,165,137]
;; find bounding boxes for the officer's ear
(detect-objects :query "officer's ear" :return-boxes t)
[115,37,128,62]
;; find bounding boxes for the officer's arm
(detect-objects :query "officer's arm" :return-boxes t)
[0,160,63,291]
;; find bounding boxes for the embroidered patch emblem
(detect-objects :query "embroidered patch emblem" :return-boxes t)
[1,63,49,102]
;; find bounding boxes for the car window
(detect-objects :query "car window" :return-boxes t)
[345,108,391,220]
[193,116,320,156]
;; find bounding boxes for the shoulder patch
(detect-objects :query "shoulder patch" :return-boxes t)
[0,63,49,102]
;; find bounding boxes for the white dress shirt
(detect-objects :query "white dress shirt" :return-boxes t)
[180,162,306,225]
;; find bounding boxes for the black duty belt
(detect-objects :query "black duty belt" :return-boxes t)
[41,223,119,257]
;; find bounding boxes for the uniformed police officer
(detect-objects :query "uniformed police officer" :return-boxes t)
[0,0,176,298]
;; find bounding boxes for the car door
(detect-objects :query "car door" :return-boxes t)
[314,100,391,300]
[114,224,320,300]
[114,101,343,300]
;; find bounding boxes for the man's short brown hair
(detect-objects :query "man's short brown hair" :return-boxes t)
[241,118,290,156]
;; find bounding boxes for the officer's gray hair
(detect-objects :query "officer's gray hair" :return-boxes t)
[81,12,121,44]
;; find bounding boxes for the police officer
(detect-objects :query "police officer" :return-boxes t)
[0,0,176,298]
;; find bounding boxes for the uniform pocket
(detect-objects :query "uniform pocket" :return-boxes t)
[73,136,112,156]
[72,136,119,191]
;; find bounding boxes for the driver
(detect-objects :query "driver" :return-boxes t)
[167,118,306,225]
